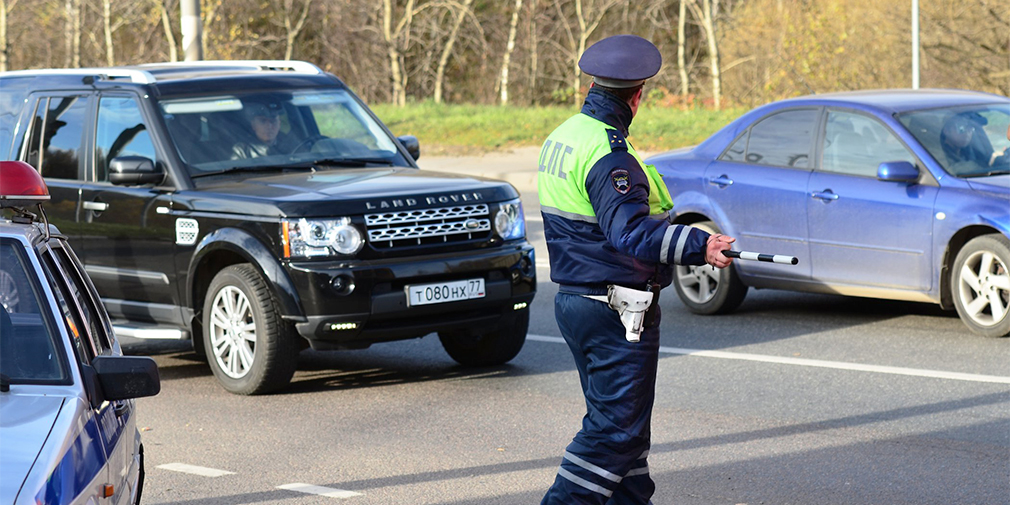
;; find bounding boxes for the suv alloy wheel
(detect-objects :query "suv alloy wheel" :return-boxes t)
[203,264,299,394]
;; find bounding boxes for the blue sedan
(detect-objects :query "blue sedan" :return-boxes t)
[647,90,1010,337]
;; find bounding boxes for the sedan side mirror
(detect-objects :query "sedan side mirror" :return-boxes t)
[109,156,164,186]
[397,135,420,161]
[877,161,919,183]
[91,355,161,401]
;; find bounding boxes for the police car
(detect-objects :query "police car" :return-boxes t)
[0,161,160,505]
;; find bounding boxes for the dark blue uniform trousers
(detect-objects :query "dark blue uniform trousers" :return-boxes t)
[542,292,660,505]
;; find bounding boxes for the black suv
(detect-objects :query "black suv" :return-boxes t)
[0,60,536,395]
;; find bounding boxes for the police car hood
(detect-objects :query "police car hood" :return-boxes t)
[0,394,64,502]
[188,167,518,217]
[965,174,1010,194]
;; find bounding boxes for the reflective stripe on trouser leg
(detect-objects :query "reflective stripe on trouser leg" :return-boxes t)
[542,293,660,505]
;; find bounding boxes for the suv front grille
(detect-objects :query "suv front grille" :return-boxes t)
[365,204,491,249]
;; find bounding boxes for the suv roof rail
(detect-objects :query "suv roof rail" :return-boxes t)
[136,60,324,75]
[0,67,156,84]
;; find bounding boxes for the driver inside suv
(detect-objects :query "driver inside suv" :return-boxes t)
[231,99,296,159]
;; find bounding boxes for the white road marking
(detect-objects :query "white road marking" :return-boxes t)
[277,483,363,499]
[526,334,1010,384]
[157,463,235,477]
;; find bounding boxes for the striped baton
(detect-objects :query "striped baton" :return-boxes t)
[722,250,799,265]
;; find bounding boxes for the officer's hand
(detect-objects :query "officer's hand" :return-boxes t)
[705,233,735,268]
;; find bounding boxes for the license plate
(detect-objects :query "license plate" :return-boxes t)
[405,278,485,307]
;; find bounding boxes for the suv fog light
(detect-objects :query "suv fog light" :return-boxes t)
[520,256,533,276]
[331,274,355,295]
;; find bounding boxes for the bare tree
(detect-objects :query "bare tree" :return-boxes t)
[498,0,523,105]
[69,0,81,67]
[0,0,16,72]
[158,0,178,62]
[528,0,539,102]
[432,0,475,103]
[686,0,721,109]
[281,0,313,61]
[201,0,222,59]
[103,0,114,64]
[382,0,417,106]
[100,0,147,66]
[677,0,689,96]
[553,0,620,105]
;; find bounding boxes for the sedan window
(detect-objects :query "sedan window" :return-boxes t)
[0,239,70,384]
[743,109,818,168]
[822,110,916,177]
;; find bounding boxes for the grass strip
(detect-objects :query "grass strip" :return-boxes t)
[370,102,746,156]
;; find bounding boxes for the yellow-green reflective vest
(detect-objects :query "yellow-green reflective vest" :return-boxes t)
[537,113,673,221]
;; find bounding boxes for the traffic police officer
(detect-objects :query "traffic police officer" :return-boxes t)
[537,34,735,504]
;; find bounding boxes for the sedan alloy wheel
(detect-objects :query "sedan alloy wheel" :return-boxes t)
[953,234,1010,337]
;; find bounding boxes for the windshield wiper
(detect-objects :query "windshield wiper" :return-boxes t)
[311,157,394,167]
[190,164,315,179]
[964,169,1010,178]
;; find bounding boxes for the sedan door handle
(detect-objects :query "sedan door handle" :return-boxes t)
[811,190,839,202]
[708,175,734,188]
[83,201,108,212]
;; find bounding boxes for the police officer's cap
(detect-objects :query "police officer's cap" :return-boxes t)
[579,35,662,89]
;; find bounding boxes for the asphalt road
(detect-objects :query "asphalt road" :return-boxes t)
[124,149,1010,505]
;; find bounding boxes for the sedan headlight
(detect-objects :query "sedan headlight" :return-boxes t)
[494,198,526,241]
[282,217,363,258]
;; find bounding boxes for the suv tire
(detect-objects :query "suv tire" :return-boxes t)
[202,264,299,394]
[438,309,529,366]
[672,220,748,315]
[951,234,1010,338]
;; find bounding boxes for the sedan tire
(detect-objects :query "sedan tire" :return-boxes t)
[951,234,1010,338]
[203,264,299,394]
[672,220,748,315]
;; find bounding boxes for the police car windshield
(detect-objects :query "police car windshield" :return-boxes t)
[0,239,70,384]
[158,89,410,177]
[898,104,1010,178]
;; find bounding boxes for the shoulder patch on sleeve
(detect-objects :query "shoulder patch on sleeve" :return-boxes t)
[610,168,631,194]
[606,128,628,152]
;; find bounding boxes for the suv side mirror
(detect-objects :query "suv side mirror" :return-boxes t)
[397,135,420,161]
[91,355,161,401]
[109,156,164,185]
[877,161,919,183]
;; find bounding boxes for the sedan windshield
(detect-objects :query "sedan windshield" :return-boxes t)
[158,89,410,176]
[898,103,1010,178]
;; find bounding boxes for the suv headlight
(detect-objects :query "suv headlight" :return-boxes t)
[282,217,363,258]
[494,198,526,241]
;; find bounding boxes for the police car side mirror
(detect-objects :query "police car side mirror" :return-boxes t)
[91,355,161,401]
[109,156,164,186]
[397,135,420,161]
[877,161,919,183]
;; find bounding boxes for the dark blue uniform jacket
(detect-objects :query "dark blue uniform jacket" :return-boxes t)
[543,88,710,293]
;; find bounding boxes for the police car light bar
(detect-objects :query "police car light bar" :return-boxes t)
[0,161,50,207]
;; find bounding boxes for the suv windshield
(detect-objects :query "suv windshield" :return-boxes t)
[158,89,409,176]
[0,238,69,384]
[898,104,1010,178]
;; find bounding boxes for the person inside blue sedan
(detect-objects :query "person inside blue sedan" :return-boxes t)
[941,112,1009,174]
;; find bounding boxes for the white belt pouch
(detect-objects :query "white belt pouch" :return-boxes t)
[583,285,654,343]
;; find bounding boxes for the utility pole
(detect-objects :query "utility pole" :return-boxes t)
[911,0,919,89]
[181,0,202,61]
